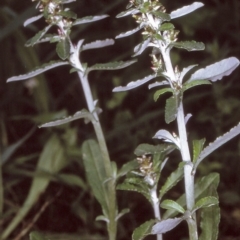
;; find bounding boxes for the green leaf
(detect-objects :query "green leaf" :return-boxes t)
[116,8,139,18]
[159,163,184,200]
[56,39,71,60]
[7,60,69,82]
[59,10,77,19]
[193,122,240,173]
[171,41,205,51]
[117,179,151,203]
[117,160,138,179]
[25,25,52,47]
[39,109,92,128]
[116,208,130,221]
[154,88,173,102]
[29,231,47,240]
[57,173,87,190]
[192,139,205,164]
[159,23,175,31]
[199,187,220,240]
[1,134,67,239]
[132,219,157,240]
[182,80,211,92]
[88,60,137,72]
[161,199,185,213]
[165,95,178,124]
[193,196,218,212]
[134,143,174,156]
[153,11,171,21]
[82,140,108,212]
[73,15,109,25]
[151,217,184,234]
[163,173,219,219]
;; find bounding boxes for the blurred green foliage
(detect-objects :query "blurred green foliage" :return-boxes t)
[0,0,240,239]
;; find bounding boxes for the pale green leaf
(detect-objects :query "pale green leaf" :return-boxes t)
[29,231,47,240]
[115,26,142,39]
[25,25,52,47]
[170,2,204,19]
[82,140,108,212]
[88,60,137,72]
[165,95,178,124]
[161,199,185,214]
[73,15,109,25]
[1,135,67,239]
[171,41,205,51]
[39,109,92,128]
[153,11,170,21]
[116,208,130,220]
[154,88,173,102]
[56,39,70,60]
[159,164,184,200]
[59,10,77,19]
[188,57,240,82]
[132,219,157,240]
[193,196,218,212]
[163,173,219,219]
[7,60,69,82]
[116,8,139,18]
[193,122,240,173]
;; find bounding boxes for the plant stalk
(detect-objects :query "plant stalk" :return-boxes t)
[160,44,198,240]
[77,71,117,240]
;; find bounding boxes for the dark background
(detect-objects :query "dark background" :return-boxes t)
[0,0,240,239]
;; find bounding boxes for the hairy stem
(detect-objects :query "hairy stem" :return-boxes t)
[150,186,162,240]
[160,44,198,240]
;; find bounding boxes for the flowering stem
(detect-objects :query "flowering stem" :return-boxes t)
[160,42,198,240]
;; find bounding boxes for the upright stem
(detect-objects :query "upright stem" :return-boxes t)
[176,102,198,240]
[160,44,198,240]
[76,65,117,240]
[150,186,162,240]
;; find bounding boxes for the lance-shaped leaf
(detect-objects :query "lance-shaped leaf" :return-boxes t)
[62,0,76,4]
[59,10,77,19]
[7,60,69,82]
[117,160,139,179]
[88,60,137,72]
[153,11,171,21]
[117,178,151,203]
[148,80,169,89]
[132,219,157,240]
[188,57,240,82]
[1,135,68,239]
[192,139,205,164]
[56,38,71,60]
[199,181,220,240]
[151,217,184,234]
[153,129,180,149]
[113,74,156,92]
[25,25,52,47]
[159,23,175,31]
[170,2,204,19]
[72,15,109,26]
[163,173,219,219]
[132,38,151,57]
[33,34,58,44]
[159,164,184,200]
[39,109,93,128]
[82,39,114,51]
[134,143,175,156]
[161,199,185,214]
[116,8,140,18]
[179,65,198,82]
[165,95,178,124]
[82,140,109,213]
[29,231,47,240]
[154,88,173,102]
[24,14,43,27]
[193,122,240,173]
[171,41,205,51]
[115,208,130,221]
[182,79,211,92]
[193,196,218,213]
[115,25,143,39]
